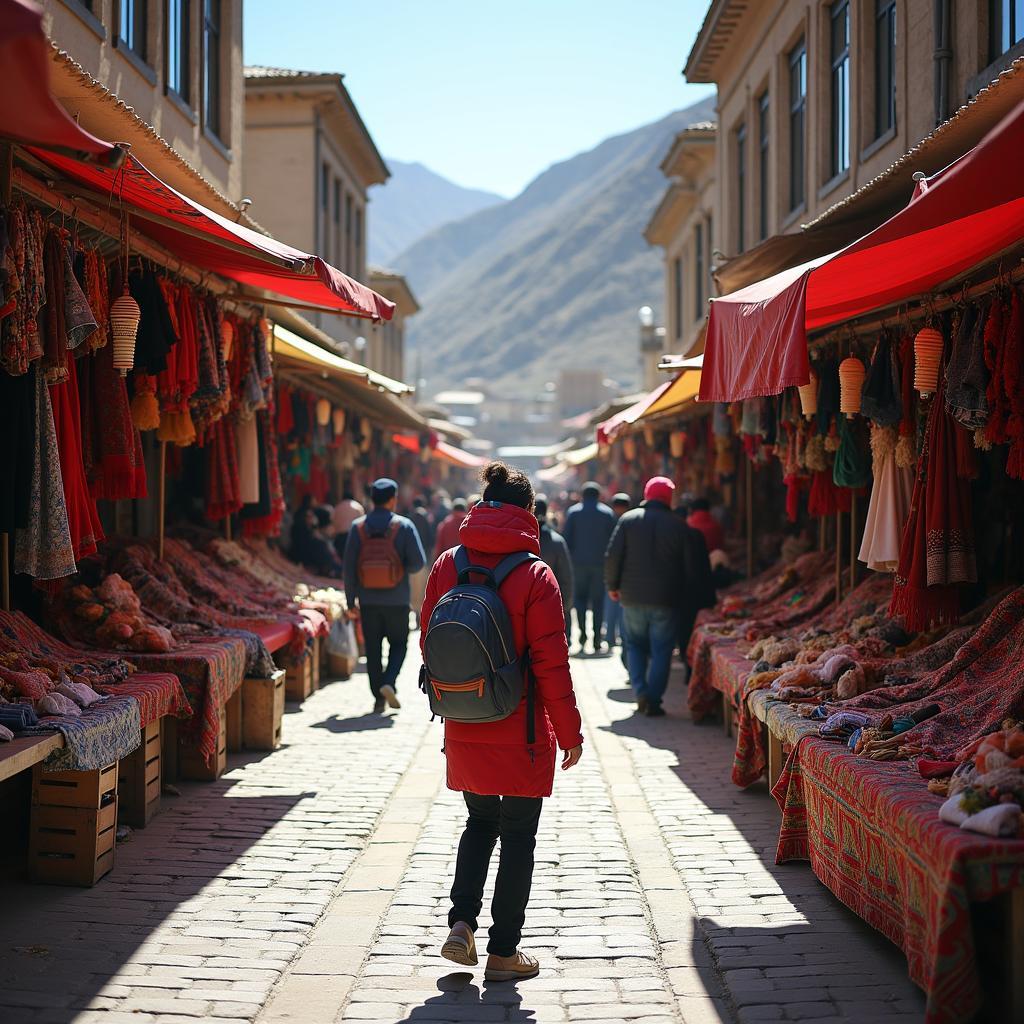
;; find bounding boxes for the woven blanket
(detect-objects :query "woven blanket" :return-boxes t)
[95,672,191,729]
[25,694,141,772]
[773,737,1024,1024]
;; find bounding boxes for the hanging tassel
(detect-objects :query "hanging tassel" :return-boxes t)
[131,387,160,431]
[895,433,915,469]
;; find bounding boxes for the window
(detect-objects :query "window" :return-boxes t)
[990,0,1024,59]
[830,0,851,178]
[673,257,683,339]
[167,0,190,101]
[734,124,747,252]
[788,39,807,211]
[119,0,147,57]
[333,178,342,265]
[874,0,896,138]
[203,0,221,137]
[345,194,353,269]
[757,91,770,241]
[695,221,705,318]
[355,208,363,271]
[321,163,329,211]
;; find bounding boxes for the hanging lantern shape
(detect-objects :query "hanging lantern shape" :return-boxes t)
[622,435,637,462]
[642,425,655,448]
[110,286,141,377]
[798,367,818,419]
[838,357,866,419]
[220,319,234,363]
[332,407,346,436]
[669,430,686,459]
[914,326,944,397]
[315,397,331,427]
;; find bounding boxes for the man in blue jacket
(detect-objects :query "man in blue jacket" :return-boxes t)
[562,481,616,654]
[343,478,426,713]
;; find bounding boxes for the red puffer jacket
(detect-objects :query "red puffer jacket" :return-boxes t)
[420,501,584,798]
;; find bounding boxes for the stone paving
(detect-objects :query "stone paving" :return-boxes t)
[0,648,926,1024]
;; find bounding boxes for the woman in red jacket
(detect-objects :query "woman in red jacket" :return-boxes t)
[421,462,584,982]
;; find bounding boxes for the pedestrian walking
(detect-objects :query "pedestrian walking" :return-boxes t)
[534,496,574,638]
[686,495,725,555]
[343,478,426,713]
[605,476,713,716]
[420,461,583,981]
[409,496,436,625]
[602,492,631,648]
[434,497,469,561]
[562,481,615,654]
[674,501,717,669]
[331,490,365,561]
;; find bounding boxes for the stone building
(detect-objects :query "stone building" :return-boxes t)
[366,268,419,384]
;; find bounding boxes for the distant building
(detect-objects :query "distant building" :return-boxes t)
[557,369,610,419]
[243,66,389,355]
[366,269,419,383]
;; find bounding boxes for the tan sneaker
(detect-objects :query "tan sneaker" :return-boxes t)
[484,950,540,982]
[440,922,477,966]
[379,684,401,709]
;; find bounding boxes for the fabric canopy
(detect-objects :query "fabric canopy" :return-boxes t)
[0,0,120,164]
[596,381,672,444]
[435,440,487,469]
[639,366,703,421]
[701,96,1024,402]
[32,149,395,321]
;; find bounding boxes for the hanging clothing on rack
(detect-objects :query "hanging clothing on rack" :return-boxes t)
[859,425,914,573]
[1,205,46,376]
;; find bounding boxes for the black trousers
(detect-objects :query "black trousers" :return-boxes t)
[449,792,543,957]
[360,604,409,697]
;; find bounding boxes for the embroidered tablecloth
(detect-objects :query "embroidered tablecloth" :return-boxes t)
[96,672,191,728]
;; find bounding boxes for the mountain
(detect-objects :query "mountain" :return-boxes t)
[393,96,716,396]
[368,160,505,266]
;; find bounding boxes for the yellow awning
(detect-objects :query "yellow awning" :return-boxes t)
[639,368,702,421]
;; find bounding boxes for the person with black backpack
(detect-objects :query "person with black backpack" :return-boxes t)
[420,462,583,983]
[343,478,426,713]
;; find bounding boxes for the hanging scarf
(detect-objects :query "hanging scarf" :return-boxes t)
[833,416,871,489]
[816,358,840,436]
[1003,288,1024,478]
[890,377,977,630]
[808,468,851,517]
[860,331,902,426]
[81,249,110,353]
[945,304,988,430]
[858,425,913,573]
[896,333,917,468]
[1,206,46,376]
[62,241,97,351]
[276,382,295,435]
[41,229,69,382]
[982,295,1008,446]
[204,414,242,521]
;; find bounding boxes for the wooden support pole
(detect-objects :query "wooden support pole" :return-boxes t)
[1,533,9,612]
[850,492,858,592]
[835,510,843,601]
[157,441,166,561]
[225,516,232,542]
[745,459,754,579]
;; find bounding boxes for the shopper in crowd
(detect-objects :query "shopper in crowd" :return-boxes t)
[605,476,713,716]
[602,493,631,648]
[423,461,583,982]
[534,496,574,638]
[674,500,717,669]
[331,489,365,561]
[562,482,615,654]
[435,497,469,561]
[409,496,436,626]
[291,495,342,577]
[687,496,725,555]
[343,478,426,713]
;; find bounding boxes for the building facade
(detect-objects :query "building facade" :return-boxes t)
[41,0,245,208]
[650,0,1024,357]
[367,269,419,383]
[243,67,390,356]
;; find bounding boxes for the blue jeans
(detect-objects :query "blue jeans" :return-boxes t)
[623,605,677,708]
[573,564,605,643]
[603,593,624,645]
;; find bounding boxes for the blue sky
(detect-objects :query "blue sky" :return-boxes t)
[243,0,715,198]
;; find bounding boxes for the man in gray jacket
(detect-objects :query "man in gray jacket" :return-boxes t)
[605,476,712,716]
[535,497,573,639]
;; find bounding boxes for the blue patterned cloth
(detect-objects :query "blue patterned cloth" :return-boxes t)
[23,695,141,772]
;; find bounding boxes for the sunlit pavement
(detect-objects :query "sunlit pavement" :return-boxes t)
[0,647,925,1024]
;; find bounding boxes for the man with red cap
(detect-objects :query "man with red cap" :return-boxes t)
[604,476,712,716]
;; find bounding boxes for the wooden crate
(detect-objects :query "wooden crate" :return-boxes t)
[242,669,285,751]
[118,719,162,827]
[283,651,313,702]
[327,651,357,681]
[29,798,117,886]
[310,638,321,691]
[33,761,118,809]
[225,689,243,753]
[179,702,227,781]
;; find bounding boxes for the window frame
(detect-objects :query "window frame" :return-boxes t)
[990,0,1024,60]
[734,122,747,253]
[118,0,147,59]
[787,38,807,214]
[695,220,705,321]
[673,256,683,340]
[873,0,897,140]
[166,0,191,106]
[829,0,851,180]
[202,0,222,141]
[757,90,770,241]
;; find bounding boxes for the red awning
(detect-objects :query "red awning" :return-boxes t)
[391,433,420,454]
[32,150,395,321]
[435,440,487,469]
[596,380,672,444]
[0,0,120,164]
[701,97,1024,402]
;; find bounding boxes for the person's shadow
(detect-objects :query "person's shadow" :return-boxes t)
[396,972,538,1022]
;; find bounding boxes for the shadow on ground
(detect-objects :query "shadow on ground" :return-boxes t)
[396,973,540,1024]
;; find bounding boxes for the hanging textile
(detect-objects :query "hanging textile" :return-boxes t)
[276,382,295,435]
[808,468,852,517]
[0,204,46,375]
[14,366,75,579]
[0,366,35,533]
[832,417,871,489]
[982,295,1007,446]
[80,249,110,354]
[204,414,242,521]
[896,333,917,468]
[859,425,914,573]
[40,229,69,382]
[890,378,977,630]
[860,332,902,426]
[945,304,988,430]
[50,349,104,561]
[127,265,176,374]
[241,407,285,538]
[1003,288,1024,477]
[61,239,97,351]
[235,414,260,504]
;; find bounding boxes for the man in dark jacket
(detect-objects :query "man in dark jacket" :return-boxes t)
[562,482,616,653]
[605,476,713,716]
[343,479,426,713]
[534,497,574,638]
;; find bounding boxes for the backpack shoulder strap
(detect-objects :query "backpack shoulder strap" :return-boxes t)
[493,551,540,589]
[453,545,471,576]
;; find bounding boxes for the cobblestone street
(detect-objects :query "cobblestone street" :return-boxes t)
[1,650,925,1024]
